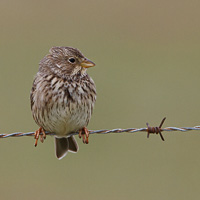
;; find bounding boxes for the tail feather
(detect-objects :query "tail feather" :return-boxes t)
[55,136,79,160]
[68,136,79,153]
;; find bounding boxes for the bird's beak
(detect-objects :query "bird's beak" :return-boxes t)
[81,59,95,68]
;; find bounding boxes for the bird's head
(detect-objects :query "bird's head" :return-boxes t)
[39,46,95,78]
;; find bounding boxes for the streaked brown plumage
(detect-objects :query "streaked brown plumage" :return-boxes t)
[30,46,96,159]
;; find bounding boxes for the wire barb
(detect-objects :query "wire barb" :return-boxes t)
[146,117,166,141]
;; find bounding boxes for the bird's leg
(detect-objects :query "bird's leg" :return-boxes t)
[79,129,86,143]
[40,128,46,143]
[34,127,46,147]
[79,127,89,144]
[83,127,89,144]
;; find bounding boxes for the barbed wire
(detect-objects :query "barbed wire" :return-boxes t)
[1,118,200,141]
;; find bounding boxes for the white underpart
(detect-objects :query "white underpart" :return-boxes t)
[48,92,93,136]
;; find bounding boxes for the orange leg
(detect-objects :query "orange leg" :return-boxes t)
[34,127,46,147]
[79,127,89,144]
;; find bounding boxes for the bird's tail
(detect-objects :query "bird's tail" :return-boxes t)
[55,136,79,160]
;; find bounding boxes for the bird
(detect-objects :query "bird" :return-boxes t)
[30,46,96,159]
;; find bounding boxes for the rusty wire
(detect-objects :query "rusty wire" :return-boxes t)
[0,118,200,140]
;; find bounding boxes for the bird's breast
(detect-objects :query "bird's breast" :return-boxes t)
[32,74,96,136]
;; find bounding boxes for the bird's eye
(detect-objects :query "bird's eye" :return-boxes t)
[68,57,76,63]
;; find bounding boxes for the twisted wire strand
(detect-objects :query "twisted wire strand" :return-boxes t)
[0,126,200,139]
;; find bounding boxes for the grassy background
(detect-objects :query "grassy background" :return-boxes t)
[0,0,200,199]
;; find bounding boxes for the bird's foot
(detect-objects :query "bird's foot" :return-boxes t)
[34,127,46,147]
[79,127,89,144]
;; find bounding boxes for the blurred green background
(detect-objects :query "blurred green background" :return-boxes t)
[0,0,200,199]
